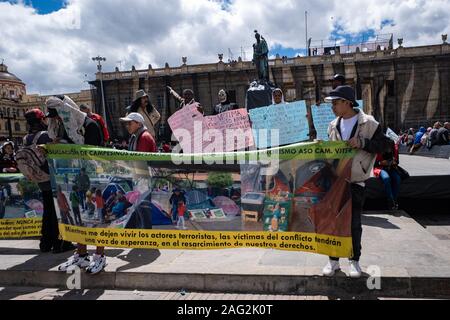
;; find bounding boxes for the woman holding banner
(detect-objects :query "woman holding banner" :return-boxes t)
[44,96,107,275]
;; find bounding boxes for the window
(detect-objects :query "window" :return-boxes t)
[5,122,9,131]
[10,90,15,98]
[387,81,395,97]
[156,94,165,112]
[227,90,237,103]
[107,98,116,115]
[14,122,21,132]
[124,97,132,108]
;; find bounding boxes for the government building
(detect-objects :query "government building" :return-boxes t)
[89,40,450,142]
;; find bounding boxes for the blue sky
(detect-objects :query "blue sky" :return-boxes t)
[1,0,448,94]
[3,0,66,14]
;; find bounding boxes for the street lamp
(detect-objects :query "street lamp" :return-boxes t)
[92,56,107,121]
[0,108,16,141]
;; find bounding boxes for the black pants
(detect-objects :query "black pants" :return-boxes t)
[331,184,365,262]
[40,185,60,248]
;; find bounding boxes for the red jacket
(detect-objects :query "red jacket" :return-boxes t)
[137,131,157,153]
[88,113,110,143]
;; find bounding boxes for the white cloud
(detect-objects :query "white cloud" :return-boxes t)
[0,0,449,95]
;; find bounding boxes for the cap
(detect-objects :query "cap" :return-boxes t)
[120,113,145,124]
[325,85,359,107]
[25,109,46,122]
[333,74,346,83]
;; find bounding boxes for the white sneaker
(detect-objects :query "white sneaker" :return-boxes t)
[349,260,362,278]
[58,253,91,272]
[86,254,106,275]
[322,260,340,277]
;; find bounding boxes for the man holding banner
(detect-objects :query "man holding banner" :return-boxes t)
[323,86,391,278]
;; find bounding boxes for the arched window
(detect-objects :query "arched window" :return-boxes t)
[15,122,21,132]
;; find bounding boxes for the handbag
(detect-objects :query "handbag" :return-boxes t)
[396,166,410,181]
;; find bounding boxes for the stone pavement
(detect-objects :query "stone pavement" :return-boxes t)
[1,211,450,299]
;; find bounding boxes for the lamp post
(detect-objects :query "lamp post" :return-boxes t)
[0,109,16,142]
[92,56,107,120]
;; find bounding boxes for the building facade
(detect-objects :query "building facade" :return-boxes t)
[89,43,450,141]
[0,62,94,146]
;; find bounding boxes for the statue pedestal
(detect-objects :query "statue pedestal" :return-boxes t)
[245,80,276,110]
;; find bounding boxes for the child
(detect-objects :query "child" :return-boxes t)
[70,185,82,226]
[57,186,75,225]
[86,187,96,216]
[95,189,105,223]
[176,200,187,230]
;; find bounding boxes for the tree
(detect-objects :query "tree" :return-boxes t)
[207,172,233,189]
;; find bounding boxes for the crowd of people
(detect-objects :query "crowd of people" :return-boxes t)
[399,122,450,154]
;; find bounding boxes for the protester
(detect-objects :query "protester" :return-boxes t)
[374,140,401,210]
[45,95,106,275]
[428,122,442,149]
[120,113,157,153]
[57,185,75,225]
[272,88,285,105]
[24,109,75,253]
[421,127,432,146]
[437,122,450,146]
[323,85,391,278]
[409,127,426,154]
[167,87,204,113]
[73,168,90,212]
[80,104,109,145]
[214,89,239,115]
[70,185,82,226]
[0,141,18,173]
[170,188,186,223]
[126,90,161,140]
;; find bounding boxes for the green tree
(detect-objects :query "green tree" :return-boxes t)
[207,172,233,189]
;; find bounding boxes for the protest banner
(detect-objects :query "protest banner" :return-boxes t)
[0,174,42,238]
[40,142,357,258]
[249,101,310,148]
[168,103,205,153]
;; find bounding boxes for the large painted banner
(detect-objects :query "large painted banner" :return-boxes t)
[0,142,356,258]
[40,142,355,257]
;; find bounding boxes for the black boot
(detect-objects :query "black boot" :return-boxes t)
[52,240,76,254]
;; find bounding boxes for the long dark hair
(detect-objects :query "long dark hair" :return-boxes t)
[129,97,155,114]
[27,120,47,134]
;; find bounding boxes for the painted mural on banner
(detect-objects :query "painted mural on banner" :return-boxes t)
[0,174,43,238]
[39,142,356,258]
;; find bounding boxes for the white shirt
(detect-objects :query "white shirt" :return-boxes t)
[340,114,365,187]
[340,114,359,141]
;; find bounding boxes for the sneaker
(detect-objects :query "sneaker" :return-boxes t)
[322,260,340,277]
[58,253,91,272]
[86,254,106,275]
[349,260,362,278]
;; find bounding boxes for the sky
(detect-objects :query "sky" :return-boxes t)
[0,0,449,95]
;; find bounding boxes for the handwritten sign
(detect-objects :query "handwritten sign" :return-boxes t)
[311,104,336,141]
[203,109,254,152]
[168,103,204,153]
[249,101,309,148]
[168,105,254,153]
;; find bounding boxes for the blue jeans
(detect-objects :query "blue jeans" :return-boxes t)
[379,169,401,201]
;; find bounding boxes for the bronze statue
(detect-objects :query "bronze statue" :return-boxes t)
[252,30,269,82]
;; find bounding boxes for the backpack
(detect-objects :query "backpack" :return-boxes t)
[16,132,50,184]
